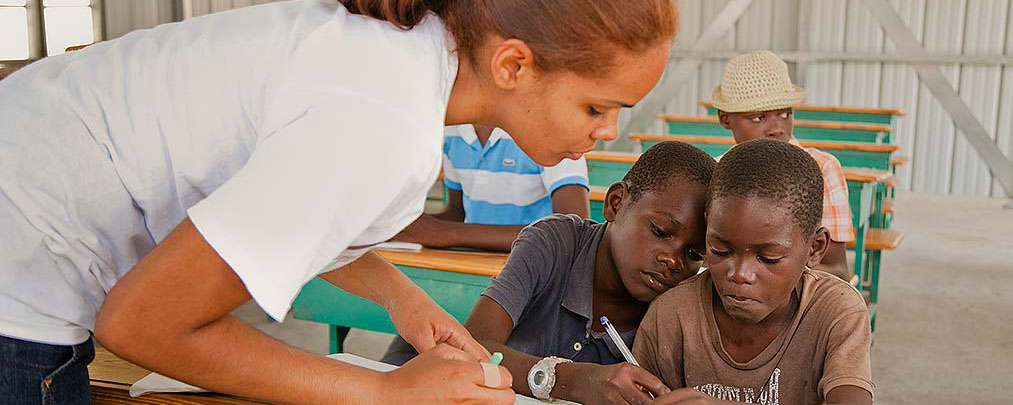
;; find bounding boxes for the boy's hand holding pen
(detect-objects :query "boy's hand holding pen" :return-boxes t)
[549,316,669,404]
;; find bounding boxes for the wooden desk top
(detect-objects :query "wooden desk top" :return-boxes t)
[89,348,264,404]
[655,114,892,132]
[584,150,640,163]
[376,248,508,277]
[629,134,901,153]
[698,101,905,116]
[843,167,897,184]
[846,228,904,250]
[631,133,736,144]
[589,185,608,201]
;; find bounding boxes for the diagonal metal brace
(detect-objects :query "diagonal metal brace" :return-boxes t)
[861,0,1013,197]
[620,0,756,137]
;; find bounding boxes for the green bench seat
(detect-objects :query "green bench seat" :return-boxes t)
[659,115,893,143]
[700,101,905,126]
[633,134,899,171]
[292,249,507,353]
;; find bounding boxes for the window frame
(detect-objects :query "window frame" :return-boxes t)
[0,0,103,76]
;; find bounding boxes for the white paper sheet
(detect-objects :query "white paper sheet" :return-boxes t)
[129,353,579,404]
[373,241,423,251]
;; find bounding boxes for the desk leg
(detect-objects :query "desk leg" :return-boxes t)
[330,325,350,354]
[869,250,882,305]
[870,250,881,334]
[853,225,866,294]
[873,183,888,228]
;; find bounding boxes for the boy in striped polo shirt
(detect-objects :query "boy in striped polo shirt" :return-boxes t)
[712,50,854,281]
[393,124,590,251]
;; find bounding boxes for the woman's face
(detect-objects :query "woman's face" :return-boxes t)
[495,44,671,166]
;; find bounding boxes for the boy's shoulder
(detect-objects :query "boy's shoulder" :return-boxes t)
[524,213,597,236]
[801,270,868,320]
[512,213,602,255]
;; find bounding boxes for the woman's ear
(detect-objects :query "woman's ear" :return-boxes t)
[603,181,630,222]
[488,38,537,90]
[806,227,832,269]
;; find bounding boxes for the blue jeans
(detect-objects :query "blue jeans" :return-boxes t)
[0,334,94,405]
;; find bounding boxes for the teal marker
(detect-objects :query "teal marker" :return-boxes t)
[489,352,504,365]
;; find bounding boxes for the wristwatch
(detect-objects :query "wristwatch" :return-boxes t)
[527,356,573,401]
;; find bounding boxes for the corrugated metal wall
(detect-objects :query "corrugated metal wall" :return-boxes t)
[103,0,276,36]
[663,0,1012,197]
[102,0,1013,197]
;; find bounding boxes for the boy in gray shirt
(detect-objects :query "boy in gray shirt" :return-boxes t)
[384,141,716,404]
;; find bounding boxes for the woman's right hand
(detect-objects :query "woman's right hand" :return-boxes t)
[562,362,670,405]
[381,343,515,404]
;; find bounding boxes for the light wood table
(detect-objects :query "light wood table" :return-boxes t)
[89,347,265,404]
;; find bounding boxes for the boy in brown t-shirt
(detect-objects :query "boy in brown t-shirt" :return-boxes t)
[633,139,873,404]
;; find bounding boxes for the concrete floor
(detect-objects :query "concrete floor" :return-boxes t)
[235,191,1013,404]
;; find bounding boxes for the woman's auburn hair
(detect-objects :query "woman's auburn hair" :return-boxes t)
[338,0,678,76]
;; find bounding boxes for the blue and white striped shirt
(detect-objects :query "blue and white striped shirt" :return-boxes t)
[442,125,589,225]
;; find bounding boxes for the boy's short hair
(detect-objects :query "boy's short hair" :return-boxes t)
[623,141,716,201]
[709,139,824,235]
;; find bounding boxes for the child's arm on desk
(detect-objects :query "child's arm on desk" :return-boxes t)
[464,296,668,405]
[394,185,590,251]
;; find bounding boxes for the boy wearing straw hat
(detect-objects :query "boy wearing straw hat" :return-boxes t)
[711,50,854,281]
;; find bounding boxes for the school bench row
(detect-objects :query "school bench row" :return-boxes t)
[660,114,894,143]
[700,101,905,125]
[676,102,905,143]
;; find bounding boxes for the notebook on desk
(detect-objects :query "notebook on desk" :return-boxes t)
[129,353,580,404]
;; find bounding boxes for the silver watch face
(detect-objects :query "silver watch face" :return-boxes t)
[532,369,547,386]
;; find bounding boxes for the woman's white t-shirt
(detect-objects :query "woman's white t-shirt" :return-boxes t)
[0,0,456,345]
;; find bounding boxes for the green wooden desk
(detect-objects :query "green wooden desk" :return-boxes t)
[699,101,905,126]
[292,249,507,353]
[632,134,899,171]
[584,151,639,187]
[843,168,895,293]
[658,115,893,143]
[589,185,608,223]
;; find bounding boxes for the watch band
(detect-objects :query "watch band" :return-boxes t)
[527,356,573,401]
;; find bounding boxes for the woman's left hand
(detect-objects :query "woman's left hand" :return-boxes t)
[386,287,492,361]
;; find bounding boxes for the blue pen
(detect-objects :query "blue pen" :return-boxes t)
[600,316,640,366]
[601,316,655,399]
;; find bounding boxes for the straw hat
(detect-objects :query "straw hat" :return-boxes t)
[710,50,807,113]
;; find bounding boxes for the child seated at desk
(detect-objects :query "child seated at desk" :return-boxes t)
[392,124,590,251]
[633,139,873,405]
[712,50,854,280]
[384,141,716,404]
